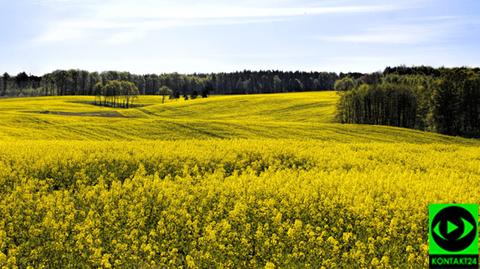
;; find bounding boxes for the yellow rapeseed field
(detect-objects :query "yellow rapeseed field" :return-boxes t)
[0,92,478,268]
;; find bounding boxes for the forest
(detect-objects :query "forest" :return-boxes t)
[336,67,480,137]
[0,70,339,97]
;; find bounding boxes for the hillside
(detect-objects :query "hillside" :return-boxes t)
[0,92,476,144]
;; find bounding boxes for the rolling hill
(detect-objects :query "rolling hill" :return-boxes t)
[0,91,476,144]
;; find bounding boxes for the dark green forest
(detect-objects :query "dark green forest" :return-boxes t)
[336,67,480,137]
[0,70,339,97]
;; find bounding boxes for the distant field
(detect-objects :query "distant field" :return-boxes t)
[0,92,476,144]
[0,92,479,268]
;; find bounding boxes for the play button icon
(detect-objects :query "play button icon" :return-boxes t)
[447,221,458,234]
[431,205,478,252]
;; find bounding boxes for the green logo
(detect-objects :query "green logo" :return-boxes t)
[429,204,478,268]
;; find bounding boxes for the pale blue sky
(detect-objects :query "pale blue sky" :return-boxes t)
[0,0,479,75]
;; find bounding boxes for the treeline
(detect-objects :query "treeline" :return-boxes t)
[337,67,480,137]
[0,72,42,96]
[0,70,340,97]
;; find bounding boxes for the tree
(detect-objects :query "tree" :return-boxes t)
[292,78,304,92]
[334,77,356,91]
[15,72,30,89]
[172,91,180,99]
[201,88,209,98]
[122,81,139,108]
[191,90,198,99]
[157,86,173,104]
[273,75,282,92]
[2,73,9,96]
[93,82,103,105]
[103,80,118,107]
[93,80,139,108]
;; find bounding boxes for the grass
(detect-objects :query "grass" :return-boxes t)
[0,92,477,144]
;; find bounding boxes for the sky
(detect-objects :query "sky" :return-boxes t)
[0,0,479,75]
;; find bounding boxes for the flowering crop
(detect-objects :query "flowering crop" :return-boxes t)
[0,140,478,268]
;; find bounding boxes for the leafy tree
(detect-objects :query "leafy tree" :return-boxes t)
[191,90,198,99]
[273,75,282,92]
[122,81,139,108]
[93,80,139,108]
[93,82,103,105]
[334,77,356,91]
[15,72,30,89]
[201,88,209,98]
[292,78,304,92]
[157,86,173,104]
[172,91,180,99]
[1,73,9,96]
[103,80,118,107]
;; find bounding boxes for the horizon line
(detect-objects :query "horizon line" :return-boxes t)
[3,64,479,77]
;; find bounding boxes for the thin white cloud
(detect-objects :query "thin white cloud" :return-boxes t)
[317,18,461,45]
[97,4,400,20]
[320,31,429,44]
[32,1,405,45]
